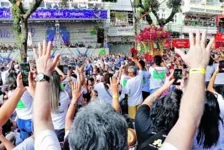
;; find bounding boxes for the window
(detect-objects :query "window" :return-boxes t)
[1,2,10,7]
[173,15,177,23]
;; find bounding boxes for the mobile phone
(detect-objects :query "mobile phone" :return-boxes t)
[219,61,224,73]
[77,61,84,67]
[173,69,182,85]
[20,63,30,86]
[63,65,69,75]
[68,63,76,70]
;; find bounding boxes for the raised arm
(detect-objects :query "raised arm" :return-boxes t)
[33,41,60,136]
[132,57,143,70]
[0,73,25,126]
[55,66,66,81]
[163,31,214,149]
[207,66,218,94]
[65,81,82,132]
[109,77,120,112]
[143,72,174,108]
[0,128,15,150]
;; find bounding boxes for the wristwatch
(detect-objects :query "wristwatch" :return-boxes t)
[36,73,50,82]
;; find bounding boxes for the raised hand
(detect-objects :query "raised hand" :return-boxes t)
[71,82,83,104]
[109,77,119,95]
[27,72,36,97]
[163,71,175,89]
[175,31,214,68]
[33,40,60,76]
[17,73,26,92]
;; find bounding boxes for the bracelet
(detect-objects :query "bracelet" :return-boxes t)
[189,68,206,75]
[113,95,119,99]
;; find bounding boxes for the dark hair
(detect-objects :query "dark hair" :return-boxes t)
[139,60,145,69]
[214,85,224,98]
[6,72,17,90]
[154,55,162,66]
[2,120,13,136]
[69,99,128,150]
[1,67,5,72]
[150,89,183,132]
[104,73,113,90]
[196,91,223,148]
[208,57,214,66]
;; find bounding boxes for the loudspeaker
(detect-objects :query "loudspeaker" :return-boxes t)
[97,28,104,43]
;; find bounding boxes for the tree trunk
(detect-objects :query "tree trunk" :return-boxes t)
[20,19,28,62]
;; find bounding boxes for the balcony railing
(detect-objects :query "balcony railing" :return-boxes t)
[167,23,217,34]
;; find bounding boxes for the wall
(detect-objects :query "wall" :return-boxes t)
[109,44,132,53]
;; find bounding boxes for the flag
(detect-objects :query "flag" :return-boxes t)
[27,32,32,46]
[99,48,105,55]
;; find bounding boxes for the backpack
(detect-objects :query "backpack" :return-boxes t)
[137,130,167,150]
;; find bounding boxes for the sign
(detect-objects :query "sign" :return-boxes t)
[215,33,224,48]
[216,33,224,42]
[164,40,171,49]
[27,32,32,46]
[108,27,134,36]
[172,39,190,48]
[0,9,107,20]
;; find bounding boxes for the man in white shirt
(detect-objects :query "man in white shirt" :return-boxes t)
[125,57,143,119]
[1,61,13,85]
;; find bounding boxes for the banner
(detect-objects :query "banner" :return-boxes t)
[172,39,190,48]
[216,33,224,42]
[27,32,32,46]
[0,9,107,20]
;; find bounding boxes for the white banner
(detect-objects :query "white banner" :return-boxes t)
[27,32,32,46]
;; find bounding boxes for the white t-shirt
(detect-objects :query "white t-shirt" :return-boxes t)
[94,82,113,104]
[8,90,33,120]
[217,93,224,118]
[160,143,178,150]
[35,130,61,150]
[125,70,143,106]
[142,70,150,92]
[51,91,70,130]
[149,67,168,90]
[13,137,34,150]
[1,69,9,85]
[205,65,215,82]
[120,74,131,94]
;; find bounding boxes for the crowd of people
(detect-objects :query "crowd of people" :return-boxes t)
[184,15,216,27]
[0,31,223,150]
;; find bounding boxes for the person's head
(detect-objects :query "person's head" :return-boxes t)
[196,91,223,148]
[2,119,15,136]
[1,66,5,72]
[214,85,224,98]
[103,73,113,88]
[154,55,162,66]
[208,56,214,66]
[150,89,183,132]
[128,66,137,77]
[69,99,128,150]
[50,71,62,112]
[87,78,94,87]
[139,60,145,69]
[104,65,109,72]
[6,72,17,90]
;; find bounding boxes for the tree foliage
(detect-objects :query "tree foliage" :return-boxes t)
[136,0,182,26]
[9,0,43,62]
